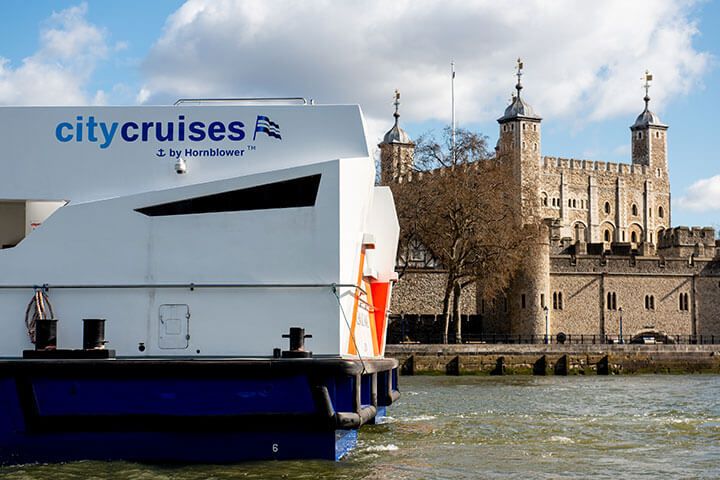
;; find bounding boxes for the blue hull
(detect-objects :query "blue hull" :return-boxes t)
[0,358,399,464]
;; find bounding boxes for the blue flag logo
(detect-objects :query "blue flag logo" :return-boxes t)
[253,115,282,141]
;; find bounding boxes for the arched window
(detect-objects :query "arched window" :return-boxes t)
[604,202,611,214]
[631,204,638,216]
[604,230,611,242]
[606,292,617,310]
[645,295,655,310]
[679,293,690,311]
[553,292,563,310]
[541,192,548,206]
[659,206,664,218]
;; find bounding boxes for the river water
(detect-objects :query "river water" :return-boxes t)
[1,375,719,479]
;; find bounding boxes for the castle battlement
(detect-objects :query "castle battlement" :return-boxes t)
[541,156,649,176]
[657,226,716,249]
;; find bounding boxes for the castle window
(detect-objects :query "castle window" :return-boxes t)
[658,206,664,218]
[541,193,548,206]
[656,131,660,138]
[481,299,486,314]
[604,230,611,242]
[534,143,538,152]
[533,124,537,131]
[552,292,563,310]
[644,295,655,310]
[679,293,689,311]
[523,123,526,131]
[656,168,661,178]
[622,231,626,241]
[568,199,572,208]
[604,202,611,214]
[511,124,514,131]
[631,204,638,216]
[521,294,526,309]
[638,131,643,140]
[607,292,617,310]
[631,232,638,243]
[503,125,507,132]
[572,199,577,208]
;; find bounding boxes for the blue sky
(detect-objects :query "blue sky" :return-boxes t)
[0,0,718,230]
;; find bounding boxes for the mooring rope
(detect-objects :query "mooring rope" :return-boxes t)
[332,284,367,375]
[24,288,54,343]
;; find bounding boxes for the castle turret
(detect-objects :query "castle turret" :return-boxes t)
[630,71,671,247]
[630,70,668,172]
[379,90,414,184]
[497,59,542,222]
[496,60,549,340]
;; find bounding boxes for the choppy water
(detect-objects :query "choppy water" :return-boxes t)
[1,375,719,479]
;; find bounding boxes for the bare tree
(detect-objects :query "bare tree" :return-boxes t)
[392,127,531,343]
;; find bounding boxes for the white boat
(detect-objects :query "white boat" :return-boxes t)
[0,98,400,463]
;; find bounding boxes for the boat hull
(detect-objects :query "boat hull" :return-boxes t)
[0,357,399,464]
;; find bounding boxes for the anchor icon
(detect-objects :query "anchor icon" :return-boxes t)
[156,148,167,157]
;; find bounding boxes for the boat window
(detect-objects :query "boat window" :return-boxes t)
[136,174,321,217]
[0,200,66,249]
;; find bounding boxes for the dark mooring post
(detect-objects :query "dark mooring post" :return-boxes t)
[83,318,107,350]
[281,327,313,358]
[35,319,58,350]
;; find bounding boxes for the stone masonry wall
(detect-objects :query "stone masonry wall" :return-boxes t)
[391,269,477,316]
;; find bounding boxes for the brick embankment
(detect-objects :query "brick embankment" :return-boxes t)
[386,344,720,375]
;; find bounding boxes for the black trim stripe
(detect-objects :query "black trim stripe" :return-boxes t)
[135,174,321,217]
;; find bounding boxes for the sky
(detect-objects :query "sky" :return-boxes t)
[0,0,719,230]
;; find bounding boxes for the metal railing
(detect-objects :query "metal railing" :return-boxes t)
[390,332,720,345]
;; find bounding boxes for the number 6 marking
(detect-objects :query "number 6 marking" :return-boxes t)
[272,443,279,453]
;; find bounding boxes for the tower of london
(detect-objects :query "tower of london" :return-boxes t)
[382,62,720,343]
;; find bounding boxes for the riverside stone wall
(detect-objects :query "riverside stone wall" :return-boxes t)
[387,344,720,375]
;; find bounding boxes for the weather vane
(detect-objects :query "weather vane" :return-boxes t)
[515,58,524,96]
[393,89,400,122]
[642,70,653,109]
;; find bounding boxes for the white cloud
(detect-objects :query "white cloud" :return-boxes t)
[136,87,151,104]
[141,0,710,142]
[676,175,720,211]
[0,3,109,105]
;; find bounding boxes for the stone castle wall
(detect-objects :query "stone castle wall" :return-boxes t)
[537,156,670,246]
[390,269,477,316]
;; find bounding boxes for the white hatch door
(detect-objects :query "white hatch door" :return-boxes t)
[158,304,190,349]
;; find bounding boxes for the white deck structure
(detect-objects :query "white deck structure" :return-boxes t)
[0,104,398,358]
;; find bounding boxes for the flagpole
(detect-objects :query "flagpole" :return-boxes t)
[451,61,456,163]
